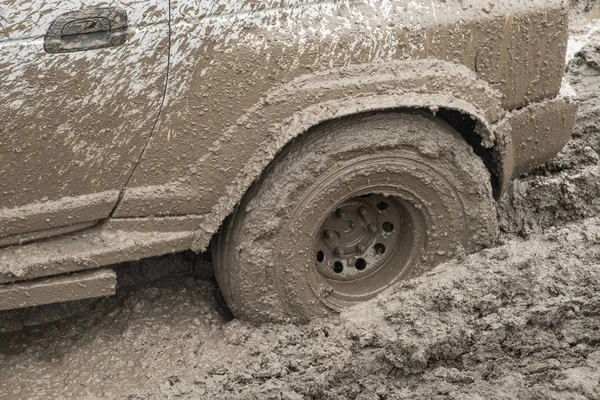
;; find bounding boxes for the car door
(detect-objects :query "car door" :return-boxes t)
[0,0,169,243]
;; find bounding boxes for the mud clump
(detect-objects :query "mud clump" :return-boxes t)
[497,166,600,236]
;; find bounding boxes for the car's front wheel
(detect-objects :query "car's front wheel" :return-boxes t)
[213,112,497,322]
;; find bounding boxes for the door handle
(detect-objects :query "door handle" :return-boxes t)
[45,7,127,54]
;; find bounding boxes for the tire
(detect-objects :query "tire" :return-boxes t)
[213,112,498,322]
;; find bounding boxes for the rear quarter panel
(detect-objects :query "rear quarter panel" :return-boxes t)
[115,0,570,241]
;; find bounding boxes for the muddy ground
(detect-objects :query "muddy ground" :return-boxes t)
[1,5,600,400]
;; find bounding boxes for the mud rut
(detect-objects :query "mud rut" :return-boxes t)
[1,8,600,400]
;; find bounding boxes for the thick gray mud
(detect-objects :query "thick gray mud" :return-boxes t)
[2,7,600,400]
[1,222,599,399]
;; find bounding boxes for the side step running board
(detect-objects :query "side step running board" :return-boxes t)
[0,219,198,284]
[0,215,202,310]
[0,269,116,311]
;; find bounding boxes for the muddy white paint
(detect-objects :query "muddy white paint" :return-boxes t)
[0,0,169,236]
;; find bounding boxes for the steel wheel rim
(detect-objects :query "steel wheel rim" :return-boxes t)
[309,189,425,309]
[314,194,404,281]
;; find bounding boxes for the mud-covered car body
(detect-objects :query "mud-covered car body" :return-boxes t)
[0,0,576,310]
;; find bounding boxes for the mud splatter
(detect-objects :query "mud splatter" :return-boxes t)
[1,3,600,400]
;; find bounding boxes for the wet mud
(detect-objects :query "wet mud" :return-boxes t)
[1,224,599,399]
[2,4,600,400]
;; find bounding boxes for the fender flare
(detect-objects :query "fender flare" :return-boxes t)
[188,59,507,250]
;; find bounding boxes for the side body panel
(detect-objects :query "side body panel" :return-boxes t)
[115,0,569,236]
[0,0,576,310]
[0,0,169,240]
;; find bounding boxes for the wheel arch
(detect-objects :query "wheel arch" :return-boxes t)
[192,59,507,251]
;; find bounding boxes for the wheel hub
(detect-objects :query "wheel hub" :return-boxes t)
[315,194,402,281]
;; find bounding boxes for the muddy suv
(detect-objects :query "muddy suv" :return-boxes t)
[0,0,577,321]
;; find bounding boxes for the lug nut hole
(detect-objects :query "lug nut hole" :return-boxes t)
[377,202,389,211]
[374,243,386,255]
[382,221,394,233]
[316,251,324,262]
[333,261,344,273]
[355,258,367,270]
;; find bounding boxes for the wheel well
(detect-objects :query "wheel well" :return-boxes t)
[292,108,500,197]
[433,108,501,198]
[208,107,500,252]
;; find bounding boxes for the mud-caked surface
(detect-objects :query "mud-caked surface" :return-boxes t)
[2,7,600,400]
[1,222,599,399]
